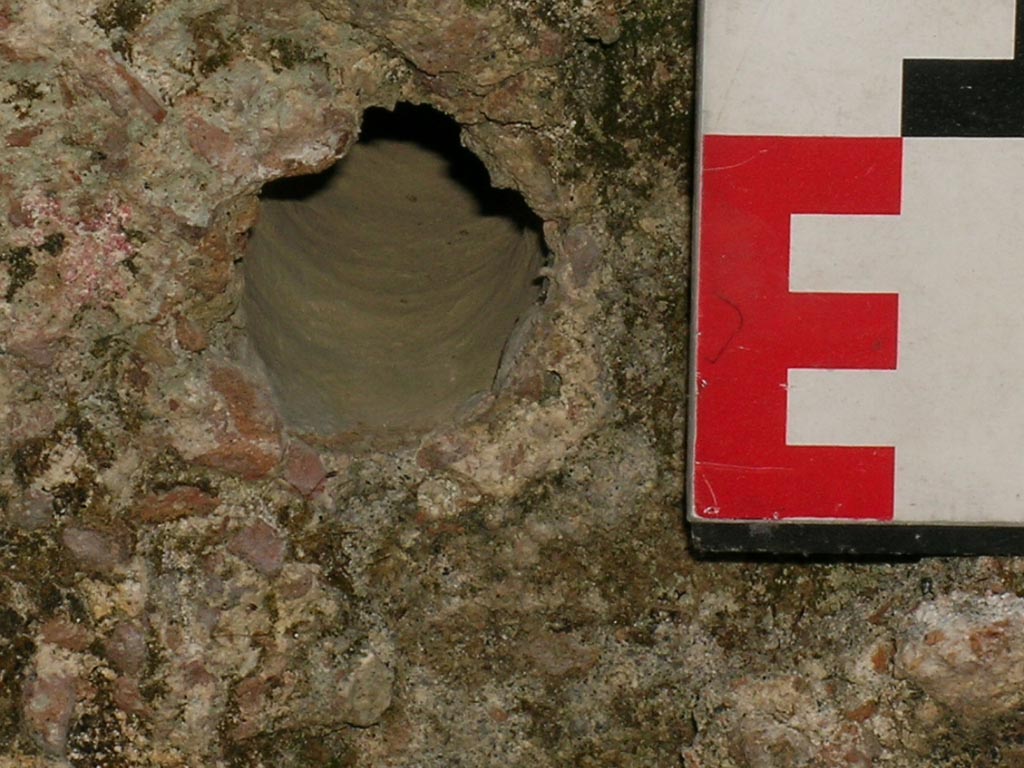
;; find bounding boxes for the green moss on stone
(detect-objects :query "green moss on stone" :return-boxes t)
[61,405,116,470]
[189,11,241,77]
[267,37,321,72]
[12,437,50,488]
[122,228,148,247]
[65,668,131,767]
[39,232,66,256]
[223,729,358,768]
[2,246,35,302]
[3,80,43,104]
[92,0,151,34]
[291,518,356,599]
[0,629,34,741]
[90,334,125,360]
[86,337,148,432]
[51,477,94,518]
[563,2,694,193]
[140,447,217,496]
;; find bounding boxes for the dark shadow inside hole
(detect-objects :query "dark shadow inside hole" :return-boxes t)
[262,103,542,228]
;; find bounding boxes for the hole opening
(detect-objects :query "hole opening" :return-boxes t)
[242,103,547,435]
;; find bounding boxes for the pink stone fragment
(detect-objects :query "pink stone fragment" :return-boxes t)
[283,440,327,496]
[137,486,219,524]
[112,676,151,718]
[97,50,167,124]
[22,674,76,756]
[6,124,42,147]
[103,621,148,675]
[896,592,1024,722]
[182,659,218,688]
[227,520,286,577]
[61,527,126,572]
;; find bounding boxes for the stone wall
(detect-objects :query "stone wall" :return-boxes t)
[1,1,1021,765]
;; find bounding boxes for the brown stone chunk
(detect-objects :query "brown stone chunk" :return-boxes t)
[39,618,92,652]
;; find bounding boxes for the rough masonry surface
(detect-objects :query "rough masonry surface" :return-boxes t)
[2,0,1022,766]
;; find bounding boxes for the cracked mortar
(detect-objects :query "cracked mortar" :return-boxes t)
[1,0,1023,766]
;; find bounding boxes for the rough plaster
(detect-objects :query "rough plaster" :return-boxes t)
[1,0,1022,766]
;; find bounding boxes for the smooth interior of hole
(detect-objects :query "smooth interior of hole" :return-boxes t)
[242,104,545,433]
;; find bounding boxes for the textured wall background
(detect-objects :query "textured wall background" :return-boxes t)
[1,1,1022,765]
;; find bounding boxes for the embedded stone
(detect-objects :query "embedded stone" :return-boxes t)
[103,621,148,676]
[61,527,126,572]
[22,673,76,756]
[896,592,1024,722]
[227,520,286,577]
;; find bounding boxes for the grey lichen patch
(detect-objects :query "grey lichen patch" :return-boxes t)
[530,1,695,474]
[62,404,116,471]
[92,0,152,60]
[50,468,101,519]
[120,228,146,276]
[288,514,356,599]
[7,404,117,528]
[86,335,148,434]
[0,527,86,751]
[120,228,148,249]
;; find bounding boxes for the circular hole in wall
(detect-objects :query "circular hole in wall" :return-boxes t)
[242,103,547,435]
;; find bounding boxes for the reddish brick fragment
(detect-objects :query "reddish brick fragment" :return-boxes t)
[194,364,283,480]
[138,486,219,524]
